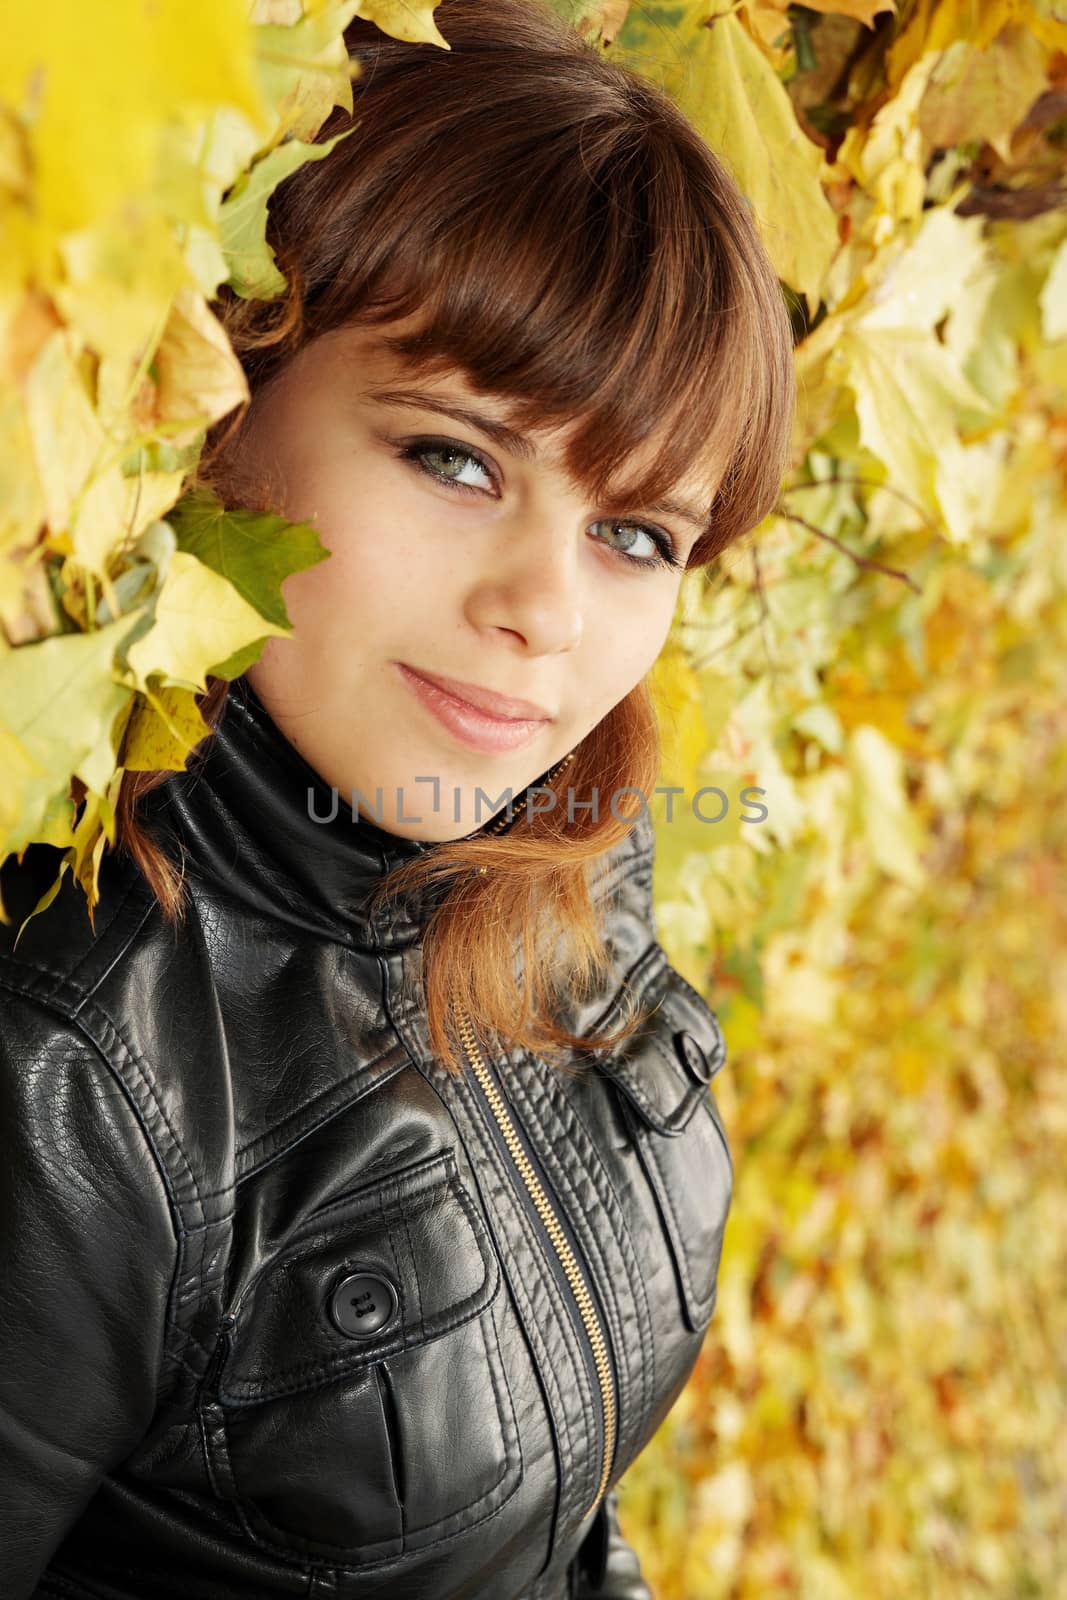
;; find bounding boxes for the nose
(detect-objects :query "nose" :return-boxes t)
[465,514,585,655]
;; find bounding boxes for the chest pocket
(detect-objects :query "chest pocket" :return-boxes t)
[596,950,734,1333]
[198,1146,522,1568]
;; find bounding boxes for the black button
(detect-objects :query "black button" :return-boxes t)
[673,1029,712,1085]
[328,1272,400,1339]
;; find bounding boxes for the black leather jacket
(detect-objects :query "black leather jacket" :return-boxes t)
[0,678,734,1599]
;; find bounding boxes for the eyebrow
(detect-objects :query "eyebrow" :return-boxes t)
[367,385,711,535]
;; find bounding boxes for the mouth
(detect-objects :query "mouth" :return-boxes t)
[396,664,554,723]
[395,664,552,756]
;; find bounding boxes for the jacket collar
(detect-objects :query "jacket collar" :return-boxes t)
[139,676,643,952]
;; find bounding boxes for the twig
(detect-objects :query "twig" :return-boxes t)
[780,473,942,535]
[778,508,923,593]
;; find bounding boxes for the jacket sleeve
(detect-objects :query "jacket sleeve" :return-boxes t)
[571,1487,654,1599]
[0,987,178,1598]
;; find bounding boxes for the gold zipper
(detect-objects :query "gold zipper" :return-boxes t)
[479,749,576,843]
[455,1003,617,1522]
[459,748,617,1516]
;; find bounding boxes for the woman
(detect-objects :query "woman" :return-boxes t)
[0,2,794,1596]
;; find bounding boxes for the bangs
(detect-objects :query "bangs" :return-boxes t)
[252,0,795,561]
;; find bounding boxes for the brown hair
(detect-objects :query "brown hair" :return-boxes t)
[116,0,795,1074]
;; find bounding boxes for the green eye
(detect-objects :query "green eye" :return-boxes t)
[404,440,493,489]
[592,520,679,572]
[398,438,682,573]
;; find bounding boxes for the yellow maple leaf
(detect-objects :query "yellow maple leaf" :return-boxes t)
[615,3,839,308]
[121,682,212,772]
[123,550,290,694]
[838,325,993,544]
[151,286,250,449]
[835,53,941,230]
[21,327,131,577]
[0,0,269,247]
[0,612,138,858]
[54,215,188,429]
[885,0,1017,93]
[919,24,1051,164]
[650,643,722,793]
[353,0,450,48]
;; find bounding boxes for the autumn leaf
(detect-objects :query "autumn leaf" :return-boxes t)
[615,1,840,307]
[121,682,213,772]
[122,551,291,695]
[0,0,269,243]
[166,486,331,629]
[151,286,250,448]
[218,128,354,298]
[354,0,451,48]
[3,9,1067,1587]
[0,613,140,857]
[919,24,1051,164]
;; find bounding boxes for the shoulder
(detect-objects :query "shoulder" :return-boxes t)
[0,841,232,1238]
[0,840,160,1005]
[0,928,185,1573]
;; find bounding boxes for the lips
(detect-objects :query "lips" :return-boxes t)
[399,665,553,723]
[397,664,550,756]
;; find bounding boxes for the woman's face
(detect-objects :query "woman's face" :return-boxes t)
[231,315,714,840]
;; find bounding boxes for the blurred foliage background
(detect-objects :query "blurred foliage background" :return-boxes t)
[589,2,1067,1595]
[2,0,1065,1594]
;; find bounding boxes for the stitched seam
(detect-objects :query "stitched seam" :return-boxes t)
[530,1078,631,1428]
[646,1010,706,1128]
[456,1066,597,1510]
[515,1066,628,1368]
[164,1338,219,1384]
[661,965,728,1071]
[234,1054,409,1176]
[66,874,159,996]
[455,1067,577,1496]
[219,1278,490,1401]
[223,1152,463,1298]
[596,947,721,1132]
[0,867,154,1009]
[244,1146,457,1239]
[569,1091,657,1434]
[522,1061,657,1442]
[76,995,209,1227]
[74,993,229,1388]
[640,1135,714,1314]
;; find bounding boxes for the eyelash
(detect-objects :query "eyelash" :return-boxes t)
[394,436,683,573]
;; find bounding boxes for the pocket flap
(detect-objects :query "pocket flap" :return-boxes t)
[595,950,727,1137]
[219,1147,499,1405]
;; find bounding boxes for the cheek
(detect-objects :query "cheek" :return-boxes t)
[587,593,676,689]
[277,493,451,640]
